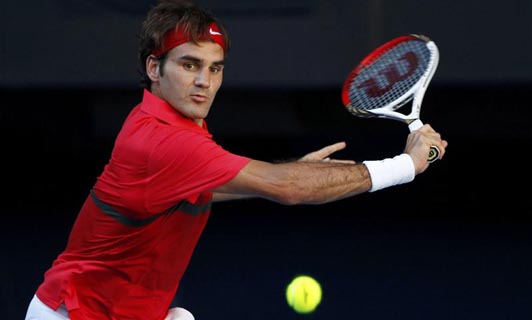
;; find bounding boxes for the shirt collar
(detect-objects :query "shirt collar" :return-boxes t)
[140,89,210,135]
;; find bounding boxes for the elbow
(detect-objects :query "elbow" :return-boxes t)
[276,194,299,206]
[270,188,308,206]
[252,163,318,205]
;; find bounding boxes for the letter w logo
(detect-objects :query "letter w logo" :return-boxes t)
[358,51,418,98]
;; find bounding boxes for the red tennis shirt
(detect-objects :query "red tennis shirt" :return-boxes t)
[36,90,251,320]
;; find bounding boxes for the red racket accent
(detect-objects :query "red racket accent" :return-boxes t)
[342,35,433,113]
[340,34,441,163]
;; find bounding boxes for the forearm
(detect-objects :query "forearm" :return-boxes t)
[214,160,372,205]
[270,161,372,204]
[210,127,442,205]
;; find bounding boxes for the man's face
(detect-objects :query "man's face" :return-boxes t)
[149,41,225,125]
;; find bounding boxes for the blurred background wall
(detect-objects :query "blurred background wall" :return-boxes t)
[2,0,531,87]
[2,1,532,319]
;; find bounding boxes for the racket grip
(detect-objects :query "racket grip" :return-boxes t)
[427,146,440,163]
[408,119,440,163]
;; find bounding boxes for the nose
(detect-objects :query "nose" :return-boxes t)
[194,68,211,88]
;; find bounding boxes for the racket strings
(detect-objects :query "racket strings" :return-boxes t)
[348,40,432,111]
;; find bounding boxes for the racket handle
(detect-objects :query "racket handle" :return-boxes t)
[427,146,440,163]
[408,119,440,163]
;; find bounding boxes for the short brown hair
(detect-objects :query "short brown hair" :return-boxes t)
[137,0,230,89]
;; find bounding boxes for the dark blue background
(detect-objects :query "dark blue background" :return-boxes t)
[3,85,532,319]
[2,0,532,319]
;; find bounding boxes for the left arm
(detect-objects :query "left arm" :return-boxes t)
[212,142,353,202]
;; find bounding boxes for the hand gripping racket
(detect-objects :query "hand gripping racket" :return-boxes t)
[341,34,440,163]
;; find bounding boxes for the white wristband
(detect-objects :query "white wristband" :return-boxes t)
[363,154,415,192]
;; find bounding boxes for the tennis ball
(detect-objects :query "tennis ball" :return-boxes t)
[286,275,322,314]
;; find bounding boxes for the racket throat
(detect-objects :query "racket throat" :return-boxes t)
[408,119,423,131]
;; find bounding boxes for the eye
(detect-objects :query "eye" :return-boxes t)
[209,65,223,74]
[183,63,198,71]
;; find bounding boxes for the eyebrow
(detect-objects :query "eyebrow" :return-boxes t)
[179,55,225,66]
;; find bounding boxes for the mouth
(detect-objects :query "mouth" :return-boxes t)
[190,94,209,103]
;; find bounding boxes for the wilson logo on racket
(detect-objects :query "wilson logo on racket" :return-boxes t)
[341,34,441,163]
[357,51,419,98]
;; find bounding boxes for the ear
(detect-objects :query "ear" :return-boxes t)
[146,55,160,82]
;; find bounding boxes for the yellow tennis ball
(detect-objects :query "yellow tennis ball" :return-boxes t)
[286,275,322,314]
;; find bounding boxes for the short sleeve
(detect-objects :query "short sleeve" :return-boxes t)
[146,129,251,212]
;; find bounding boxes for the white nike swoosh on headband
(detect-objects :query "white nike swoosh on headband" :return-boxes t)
[209,28,222,36]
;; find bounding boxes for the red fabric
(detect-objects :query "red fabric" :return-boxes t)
[94,89,249,216]
[152,22,226,56]
[36,90,251,320]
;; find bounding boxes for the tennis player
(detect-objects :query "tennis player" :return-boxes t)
[25,0,447,319]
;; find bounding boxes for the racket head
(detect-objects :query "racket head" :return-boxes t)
[341,34,439,122]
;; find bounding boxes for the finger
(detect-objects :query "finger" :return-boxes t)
[313,142,347,158]
[327,159,356,164]
[419,123,434,133]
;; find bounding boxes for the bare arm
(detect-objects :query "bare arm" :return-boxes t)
[212,124,448,204]
[212,160,371,205]
[212,141,357,203]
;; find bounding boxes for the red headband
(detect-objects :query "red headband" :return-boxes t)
[152,23,226,56]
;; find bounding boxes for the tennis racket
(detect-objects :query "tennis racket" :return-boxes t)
[341,34,440,163]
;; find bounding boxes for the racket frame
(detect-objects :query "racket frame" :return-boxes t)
[342,34,441,163]
[343,35,439,127]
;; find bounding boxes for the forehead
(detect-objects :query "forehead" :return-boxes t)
[169,41,225,62]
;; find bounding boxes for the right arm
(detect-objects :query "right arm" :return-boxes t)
[213,159,372,205]
[212,123,447,205]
